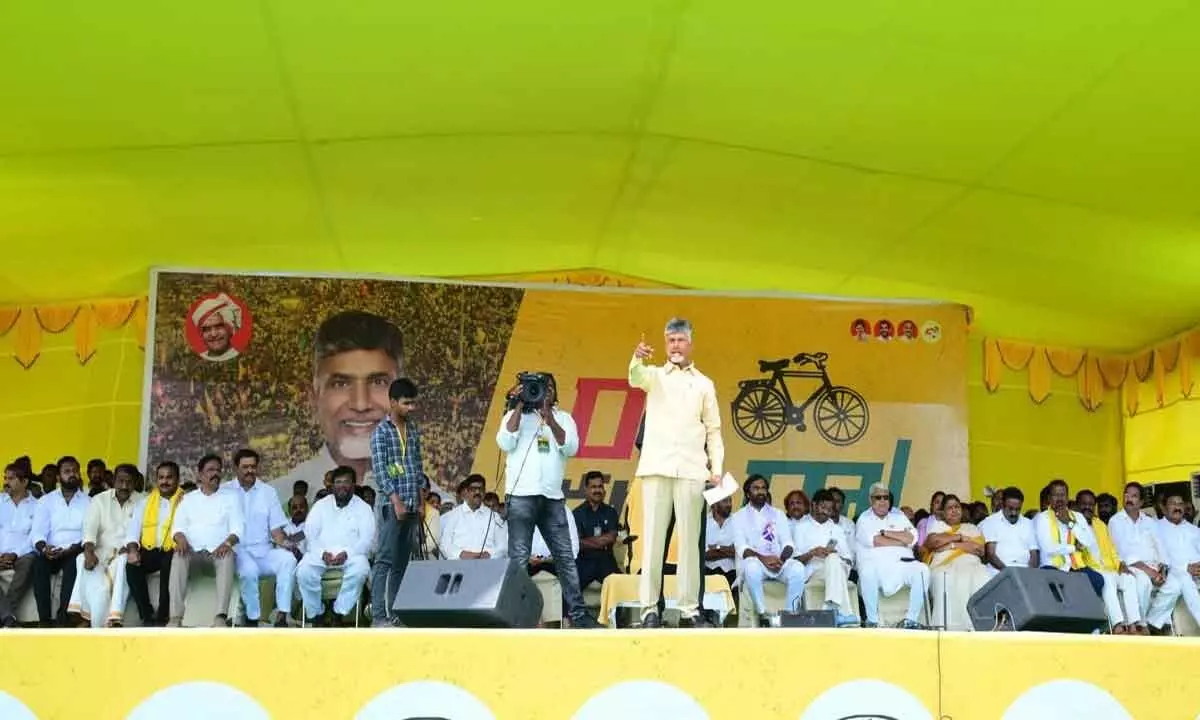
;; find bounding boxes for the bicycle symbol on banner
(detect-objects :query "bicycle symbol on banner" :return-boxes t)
[730,352,870,446]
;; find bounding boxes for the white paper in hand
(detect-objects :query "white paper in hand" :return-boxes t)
[702,472,738,505]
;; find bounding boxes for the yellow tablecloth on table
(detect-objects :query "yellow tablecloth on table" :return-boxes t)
[597,574,735,626]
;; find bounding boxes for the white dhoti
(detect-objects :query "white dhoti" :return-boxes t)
[1134,567,1184,628]
[860,560,930,625]
[296,555,370,619]
[66,553,129,627]
[742,556,806,614]
[929,560,990,631]
[805,555,853,615]
[1098,570,1142,626]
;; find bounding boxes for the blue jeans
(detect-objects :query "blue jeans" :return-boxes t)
[506,495,587,621]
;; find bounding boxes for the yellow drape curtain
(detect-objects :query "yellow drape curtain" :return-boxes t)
[982,329,1200,415]
[0,297,147,368]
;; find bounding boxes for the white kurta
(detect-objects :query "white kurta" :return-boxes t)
[732,504,796,582]
[67,489,140,626]
[296,495,377,618]
[855,509,921,595]
[173,489,245,552]
[793,515,855,613]
[704,515,735,574]
[979,511,1038,576]
[440,504,508,560]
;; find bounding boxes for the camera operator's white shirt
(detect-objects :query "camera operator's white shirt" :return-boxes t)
[496,408,579,498]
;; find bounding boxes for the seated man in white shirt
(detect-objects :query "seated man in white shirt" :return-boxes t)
[0,464,38,628]
[167,455,244,627]
[732,475,806,626]
[855,483,929,629]
[440,475,507,561]
[793,489,859,627]
[1034,479,1106,599]
[704,497,737,600]
[66,465,141,627]
[296,466,376,627]
[221,449,300,627]
[283,495,308,561]
[1157,493,1200,630]
[1109,481,1183,634]
[31,456,91,627]
[979,486,1039,576]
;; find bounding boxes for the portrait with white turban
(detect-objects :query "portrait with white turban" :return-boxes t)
[190,293,244,361]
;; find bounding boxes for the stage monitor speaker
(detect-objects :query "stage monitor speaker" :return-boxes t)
[967,567,1106,633]
[392,559,544,629]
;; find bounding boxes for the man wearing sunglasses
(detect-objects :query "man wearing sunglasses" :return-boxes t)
[855,482,928,629]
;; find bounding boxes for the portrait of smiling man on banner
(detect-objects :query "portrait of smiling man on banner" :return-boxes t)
[272,310,405,501]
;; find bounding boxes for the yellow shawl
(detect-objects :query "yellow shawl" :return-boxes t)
[140,489,183,550]
[929,522,983,569]
[1047,511,1085,569]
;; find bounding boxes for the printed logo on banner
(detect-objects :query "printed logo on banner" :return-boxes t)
[1002,679,1132,720]
[730,352,870,447]
[127,681,270,720]
[356,681,495,720]
[921,321,942,344]
[572,680,708,720]
[799,679,933,720]
[185,292,253,363]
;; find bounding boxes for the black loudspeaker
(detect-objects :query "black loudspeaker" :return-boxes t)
[392,559,544,628]
[967,567,1107,633]
[779,610,836,628]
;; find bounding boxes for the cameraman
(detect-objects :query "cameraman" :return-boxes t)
[496,374,599,629]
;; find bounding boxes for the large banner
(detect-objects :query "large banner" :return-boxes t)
[142,270,969,520]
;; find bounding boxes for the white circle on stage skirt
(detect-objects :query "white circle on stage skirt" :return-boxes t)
[356,680,495,720]
[799,678,934,720]
[0,691,38,720]
[1002,680,1132,720]
[126,681,269,720]
[573,680,708,720]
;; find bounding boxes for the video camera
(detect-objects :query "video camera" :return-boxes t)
[507,371,554,413]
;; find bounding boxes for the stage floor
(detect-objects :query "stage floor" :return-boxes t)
[2,628,1198,719]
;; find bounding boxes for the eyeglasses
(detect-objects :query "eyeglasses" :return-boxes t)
[870,494,889,501]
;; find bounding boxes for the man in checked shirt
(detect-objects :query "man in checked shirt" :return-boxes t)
[369,377,424,627]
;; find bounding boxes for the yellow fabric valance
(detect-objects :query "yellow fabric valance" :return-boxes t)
[983,329,1200,415]
[0,297,148,368]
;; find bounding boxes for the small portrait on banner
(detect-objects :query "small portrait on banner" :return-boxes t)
[898,320,918,342]
[186,292,253,362]
[873,319,894,342]
[850,318,870,343]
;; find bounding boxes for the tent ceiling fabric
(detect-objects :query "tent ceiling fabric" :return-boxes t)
[2,0,1198,350]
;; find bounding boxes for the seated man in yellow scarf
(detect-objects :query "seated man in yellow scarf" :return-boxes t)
[1075,489,1145,634]
[66,465,142,627]
[124,462,184,626]
[1034,479,1104,598]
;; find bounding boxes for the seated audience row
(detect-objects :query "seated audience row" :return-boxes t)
[3,453,1198,633]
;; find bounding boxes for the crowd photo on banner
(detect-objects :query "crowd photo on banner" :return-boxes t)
[1,271,1198,634]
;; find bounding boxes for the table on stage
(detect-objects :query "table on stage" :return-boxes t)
[596,574,735,626]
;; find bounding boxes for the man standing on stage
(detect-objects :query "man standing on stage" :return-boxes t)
[497,374,599,628]
[369,378,424,627]
[630,317,724,628]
